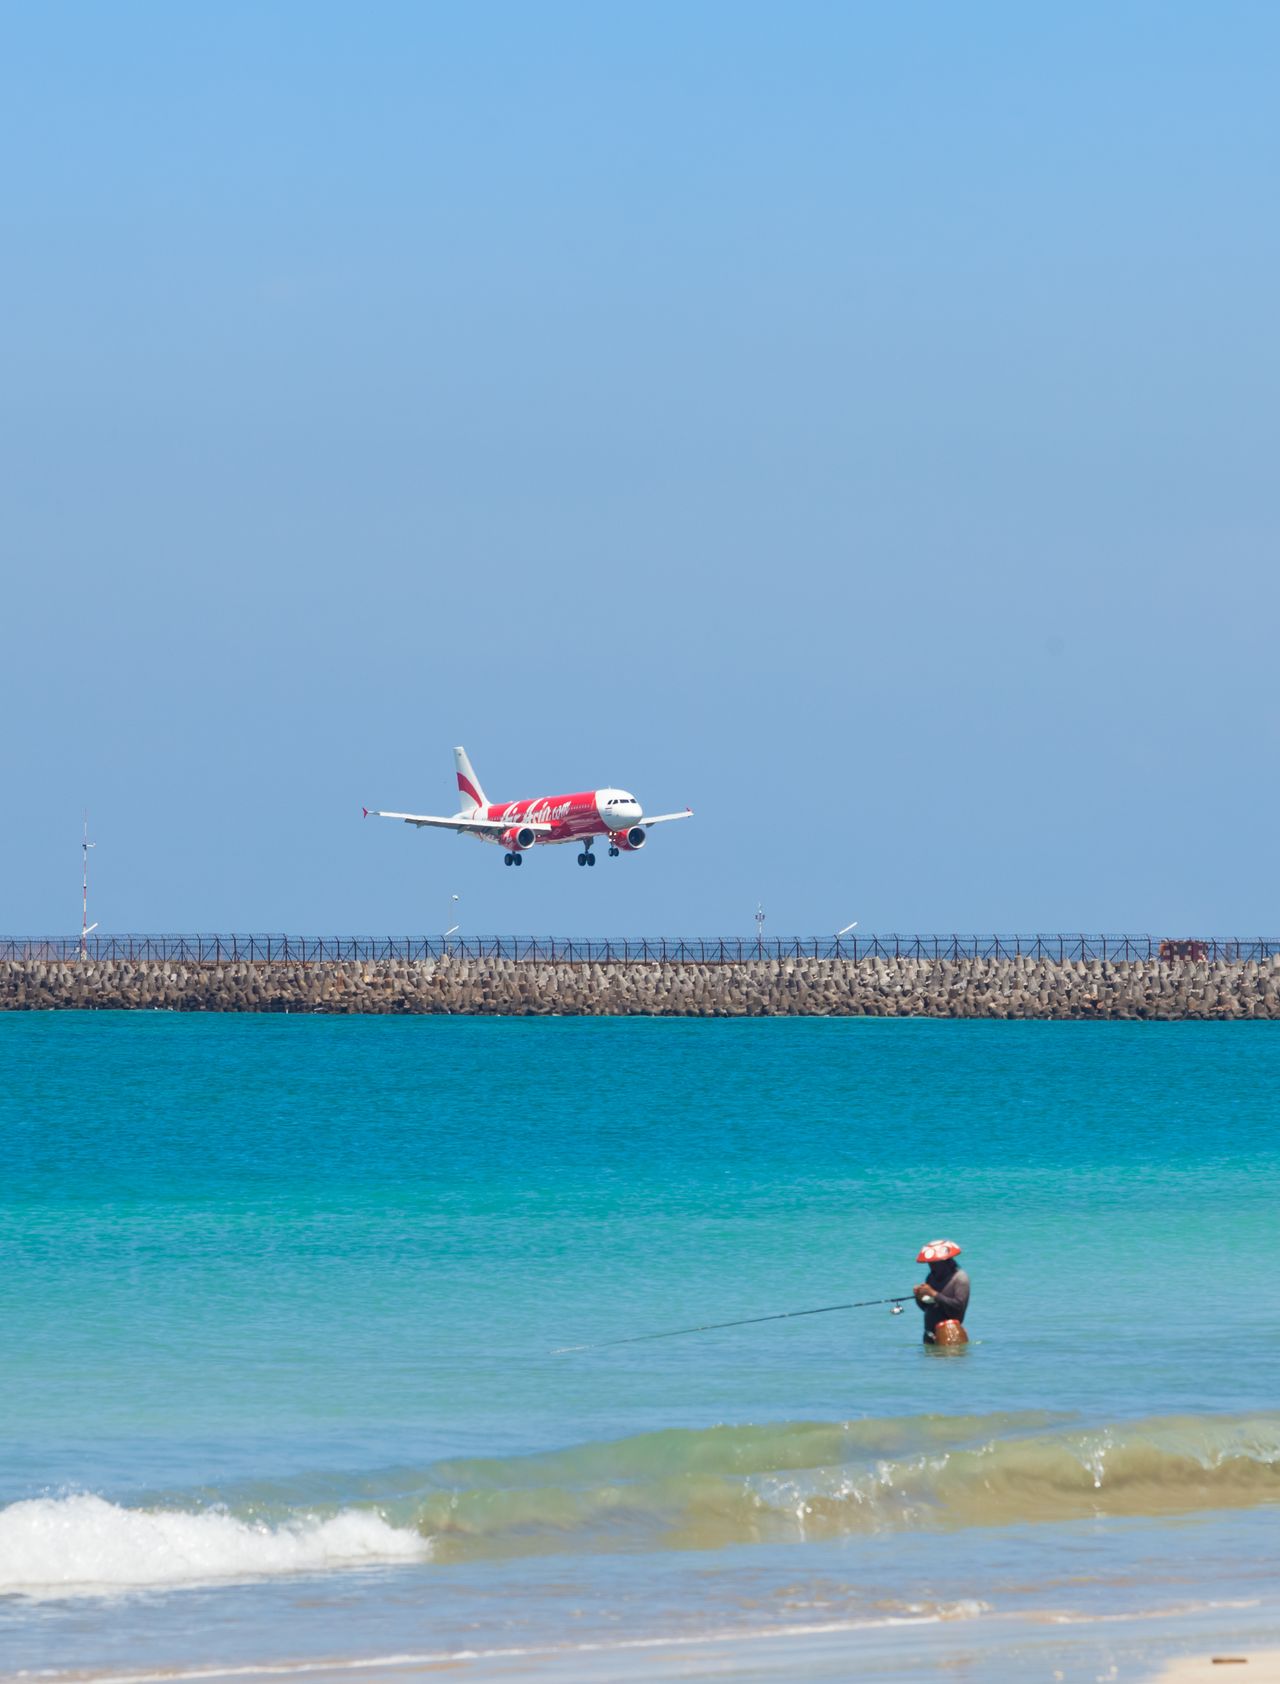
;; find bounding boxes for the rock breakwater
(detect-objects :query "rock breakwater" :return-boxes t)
[3,955,1279,1017]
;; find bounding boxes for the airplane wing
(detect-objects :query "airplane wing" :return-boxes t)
[363,809,552,834]
[640,808,694,826]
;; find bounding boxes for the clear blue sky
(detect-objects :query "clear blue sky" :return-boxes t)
[3,2,1277,937]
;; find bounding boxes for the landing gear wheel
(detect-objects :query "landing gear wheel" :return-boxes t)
[504,853,513,866]
[577,853,587,866]
[608,845,619,858]
[586,853,596,866]
[513,852,523,866]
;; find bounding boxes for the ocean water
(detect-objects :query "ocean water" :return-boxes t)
[1,1014,1278,1682]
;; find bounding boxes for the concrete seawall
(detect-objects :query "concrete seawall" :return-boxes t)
[3,956,1280,1017]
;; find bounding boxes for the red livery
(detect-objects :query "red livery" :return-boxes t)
[365,746,692,867]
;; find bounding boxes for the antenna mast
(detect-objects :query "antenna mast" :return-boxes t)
[80,812,98,959]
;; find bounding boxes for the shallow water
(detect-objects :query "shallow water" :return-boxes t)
[1,1016,1277,1678]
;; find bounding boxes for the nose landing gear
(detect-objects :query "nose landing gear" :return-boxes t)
[608,845,620,857]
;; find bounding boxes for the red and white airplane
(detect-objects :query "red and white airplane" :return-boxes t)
[364,747,693,867]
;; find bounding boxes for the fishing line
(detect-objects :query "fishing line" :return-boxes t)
[554,1295,913,1353]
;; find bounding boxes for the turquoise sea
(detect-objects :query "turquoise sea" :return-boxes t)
[2,1015,1278,1682]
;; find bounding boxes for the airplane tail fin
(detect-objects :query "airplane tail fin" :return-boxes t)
[453,746,489,814]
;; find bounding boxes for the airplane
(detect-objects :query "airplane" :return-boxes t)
[364,747,693,867]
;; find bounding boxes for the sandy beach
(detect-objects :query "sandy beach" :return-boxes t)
[1158,1655,1280,1682]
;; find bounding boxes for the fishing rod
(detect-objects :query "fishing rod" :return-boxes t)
[555,1295,913,1353]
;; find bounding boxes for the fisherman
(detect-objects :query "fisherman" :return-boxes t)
[913,1239,969,1345]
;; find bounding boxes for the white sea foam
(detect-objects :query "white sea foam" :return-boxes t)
[0,1494,428,1597]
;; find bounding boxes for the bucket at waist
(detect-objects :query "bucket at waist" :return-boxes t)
[925,1319,969,1346]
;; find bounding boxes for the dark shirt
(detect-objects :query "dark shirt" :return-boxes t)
[919,1263,970,1338]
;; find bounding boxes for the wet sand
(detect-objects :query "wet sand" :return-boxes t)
[70,1622,1280,1684]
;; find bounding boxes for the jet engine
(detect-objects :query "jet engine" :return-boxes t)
[502,826,538,851]
[610,826,647,852]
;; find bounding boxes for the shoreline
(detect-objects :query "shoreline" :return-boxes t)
[4,954,1280,1017]
[32,1617,1280,1684]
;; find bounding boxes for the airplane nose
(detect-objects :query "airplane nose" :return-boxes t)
[602,795,643,828]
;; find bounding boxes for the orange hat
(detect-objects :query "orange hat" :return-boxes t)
[916,1239,962,1263]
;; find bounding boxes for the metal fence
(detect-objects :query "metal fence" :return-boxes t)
[3,934,1279,963]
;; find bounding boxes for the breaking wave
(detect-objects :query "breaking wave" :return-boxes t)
[0,1494,427,1597]
[406,1409,1280,1561]
[4,1410,1278,1594]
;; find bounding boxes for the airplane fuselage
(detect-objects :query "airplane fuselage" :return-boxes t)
[480,788,644,850]
[365,748,691,866]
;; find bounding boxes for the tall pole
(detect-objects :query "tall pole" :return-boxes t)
[443,893,460,953]
[81,812,97,960]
